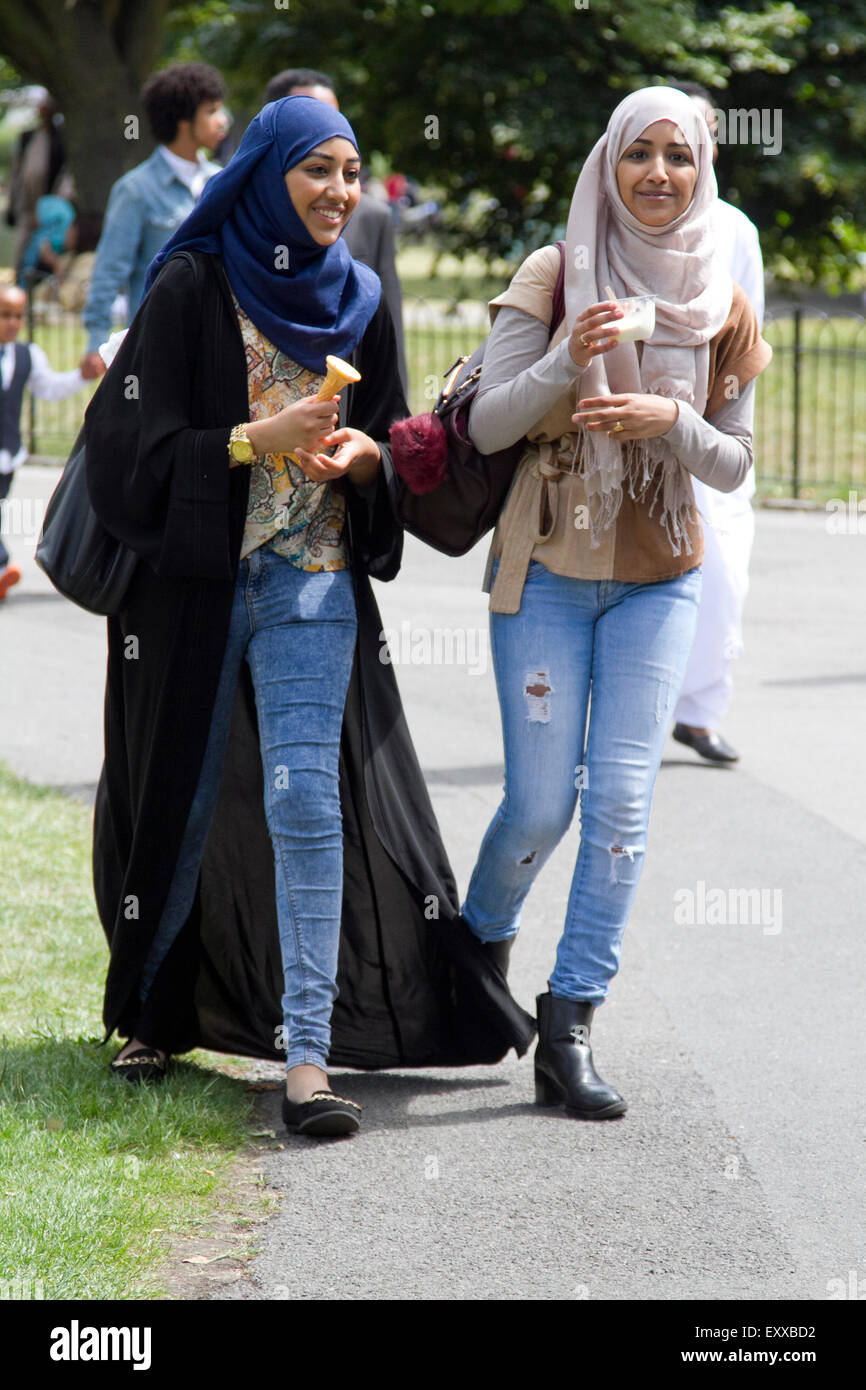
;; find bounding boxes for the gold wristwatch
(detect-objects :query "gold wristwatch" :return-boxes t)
[228,423,256,465]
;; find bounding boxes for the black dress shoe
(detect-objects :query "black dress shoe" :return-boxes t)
[282,1090,361,1138]
[672,723,740,763]
[534,992,627,1120]
[480,935,517,979]
[109,1046,168,1084]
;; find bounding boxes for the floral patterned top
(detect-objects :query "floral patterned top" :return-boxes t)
[234,295,348,570]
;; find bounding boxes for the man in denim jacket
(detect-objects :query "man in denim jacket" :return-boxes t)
[81,63,227,368]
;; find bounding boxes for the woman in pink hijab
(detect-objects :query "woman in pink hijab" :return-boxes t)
[462,87,771,1119]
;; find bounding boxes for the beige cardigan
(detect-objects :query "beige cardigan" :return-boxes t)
[482,245,772,613]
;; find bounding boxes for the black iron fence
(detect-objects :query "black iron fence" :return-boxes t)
[22,280,866,500]
[757,306,866,498]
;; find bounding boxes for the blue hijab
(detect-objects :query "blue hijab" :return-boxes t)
[144,96,381,372]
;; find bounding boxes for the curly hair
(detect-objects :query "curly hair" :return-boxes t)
[141,63,226,144]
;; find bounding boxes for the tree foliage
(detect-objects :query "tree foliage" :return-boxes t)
[700,0,866,289]
[174,0,866,288]
[1,0,864,286]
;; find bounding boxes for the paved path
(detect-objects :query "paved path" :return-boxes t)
[3,465,864,1300]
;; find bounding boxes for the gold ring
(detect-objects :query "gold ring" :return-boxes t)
[612,421,625,433]
[580,332,590,347]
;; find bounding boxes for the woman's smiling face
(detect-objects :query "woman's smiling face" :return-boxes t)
[284,136,361,245]
[615,119,698,226]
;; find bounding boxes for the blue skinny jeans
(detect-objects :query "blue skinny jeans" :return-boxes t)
[462,558,702,1003]
[139,545,357,1071]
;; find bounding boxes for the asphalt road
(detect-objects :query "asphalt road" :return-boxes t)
[3,465,864,1301]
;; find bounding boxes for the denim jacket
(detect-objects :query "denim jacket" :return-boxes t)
[83,146,221,351]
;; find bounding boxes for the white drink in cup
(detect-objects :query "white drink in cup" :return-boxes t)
[612,294,656,344]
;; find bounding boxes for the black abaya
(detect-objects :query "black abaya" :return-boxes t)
[84,250,535,1067]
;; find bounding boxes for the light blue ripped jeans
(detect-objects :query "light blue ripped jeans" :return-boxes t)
[462,558,702,1003]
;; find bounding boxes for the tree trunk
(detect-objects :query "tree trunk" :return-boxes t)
[0,0,171,236]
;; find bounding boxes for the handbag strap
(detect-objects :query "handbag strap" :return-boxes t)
[438,241,568,416]
[551,239,566,336]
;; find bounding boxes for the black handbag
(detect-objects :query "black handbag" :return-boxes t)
[390,242,566,557]
[35,423,138,615]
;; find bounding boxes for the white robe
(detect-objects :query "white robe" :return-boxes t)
[674,199,764,728]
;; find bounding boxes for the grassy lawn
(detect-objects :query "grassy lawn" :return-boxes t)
[0,762,276,1301]
[396,239,511,302]
[405,319,489,414]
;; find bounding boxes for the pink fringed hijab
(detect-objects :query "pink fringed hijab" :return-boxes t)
[564,86,732,552]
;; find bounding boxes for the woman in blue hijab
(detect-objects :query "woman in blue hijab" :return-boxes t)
[145,95,381,370]
[85,95,538,1137]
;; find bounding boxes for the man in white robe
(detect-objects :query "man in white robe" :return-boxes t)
[671,86,765,764]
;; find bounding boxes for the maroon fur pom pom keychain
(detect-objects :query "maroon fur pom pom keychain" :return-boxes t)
[389,411,450,495]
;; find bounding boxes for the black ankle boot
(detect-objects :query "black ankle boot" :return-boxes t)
[534,991,627,1119]
[481,935,516,979]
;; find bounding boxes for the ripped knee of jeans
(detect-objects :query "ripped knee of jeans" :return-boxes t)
[524,669,553,724]
[608,843,637,884]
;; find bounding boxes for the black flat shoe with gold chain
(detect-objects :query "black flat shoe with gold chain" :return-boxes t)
[282,1090,361,1138]
[109,1047,169,1084]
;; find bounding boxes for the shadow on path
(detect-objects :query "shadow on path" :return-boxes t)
[254,1069,542,1140]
